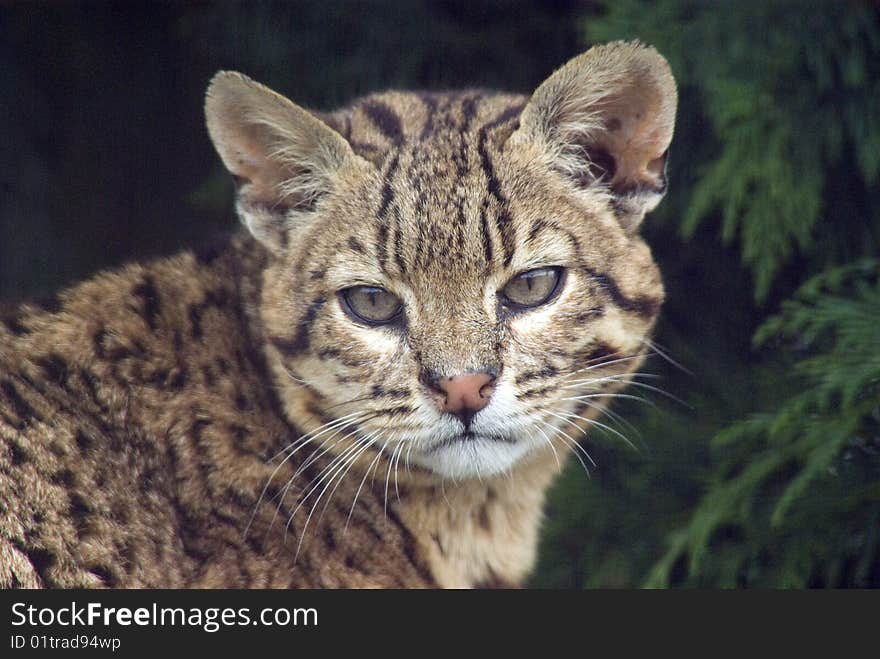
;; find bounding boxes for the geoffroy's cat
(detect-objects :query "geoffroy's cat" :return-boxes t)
[0,41,676,588]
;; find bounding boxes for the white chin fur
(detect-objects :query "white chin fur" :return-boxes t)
[410,436,536,480]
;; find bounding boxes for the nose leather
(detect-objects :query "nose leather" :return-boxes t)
[437,373,495,419]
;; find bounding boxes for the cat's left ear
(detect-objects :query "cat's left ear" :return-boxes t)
[512,41,677,232]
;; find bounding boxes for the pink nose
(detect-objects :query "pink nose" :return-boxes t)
[437,373,495,415]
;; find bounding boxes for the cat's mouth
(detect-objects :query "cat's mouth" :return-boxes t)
[425,431,517,453]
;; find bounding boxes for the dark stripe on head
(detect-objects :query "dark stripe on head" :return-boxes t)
[527,219,550,245]
[477,103,525,267]
[479,200,494,265]
[371,384,409,400]
[269,296,326,358]
[393,215,407,275]
[581,266,662,318]
[376,153,401,271]
[418,93,439,141]
[362,99,403,144]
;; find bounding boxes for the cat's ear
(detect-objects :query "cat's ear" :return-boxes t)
[514,41,677,232]
[205,71,361,253]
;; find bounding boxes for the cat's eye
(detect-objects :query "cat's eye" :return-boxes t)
[500,267,564,309]
[339,286,403,325]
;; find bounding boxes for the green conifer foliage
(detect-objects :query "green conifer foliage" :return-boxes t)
[533,1,880,588]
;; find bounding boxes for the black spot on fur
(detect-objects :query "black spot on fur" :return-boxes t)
[52,469,75,487]
[584,342,617,364]
[133,275,161,331]
[88,565,117,587]
[36,353,69,385]
[9,441,28,466]
[169,369,187,390]
[69,492,91,521]
[515,363,558,386]
[201,364,216,387]
[24,547,55,585]
[1,379,39,426]
[191,419,212,441]
[75,430,92,451]
[78,369,104,411]
[324,527,337,550]
[34,292,62,314]
[1,312,28,336]
[189,305,203,339]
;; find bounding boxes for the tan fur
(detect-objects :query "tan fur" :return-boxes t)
[1,41,676,588]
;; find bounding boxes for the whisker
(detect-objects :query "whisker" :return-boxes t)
[384,441,405,516]
[245,410,370,538]
[316,429,384,528]
[551,408,638,452]
[564,353,643,378]
[640,337,693,376]
[269,409,369,462]
[347,433,393,531]
[575,398,644,444]
[533,423,561,470]
[290,435,376,561]
[559,391,655,406]
[536,414,597,468]
[534,418,592,475]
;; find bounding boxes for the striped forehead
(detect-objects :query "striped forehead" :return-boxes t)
[338,92,526,281]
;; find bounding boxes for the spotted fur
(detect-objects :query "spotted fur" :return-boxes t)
[1,41,676,588]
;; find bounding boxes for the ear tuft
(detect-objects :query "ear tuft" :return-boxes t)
[205,71,359,252]
[515,41,678,231]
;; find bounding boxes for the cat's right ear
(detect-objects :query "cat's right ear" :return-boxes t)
[205,72,362,253]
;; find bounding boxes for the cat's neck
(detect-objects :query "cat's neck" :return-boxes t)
[393,447,561,588]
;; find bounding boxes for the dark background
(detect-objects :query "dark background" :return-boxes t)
[2,1,878,588]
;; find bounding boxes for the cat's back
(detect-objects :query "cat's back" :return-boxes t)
[0,236,433,588]
[0,240,253,587]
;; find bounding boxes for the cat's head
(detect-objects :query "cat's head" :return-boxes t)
[205,41,676,480]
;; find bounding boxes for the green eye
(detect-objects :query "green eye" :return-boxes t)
[501,267,564,309]
[340,286,403,325]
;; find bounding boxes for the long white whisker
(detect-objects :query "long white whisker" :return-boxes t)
[533,423,561,470]
[551,408,637,452]
[535,418,591,475]
[536,415,597,468]
[640,337,692,376]
[347,433,392,531]
[291,435,376,562]
[245,411,370,538]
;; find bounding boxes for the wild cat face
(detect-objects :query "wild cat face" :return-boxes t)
[206,41,677,479]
